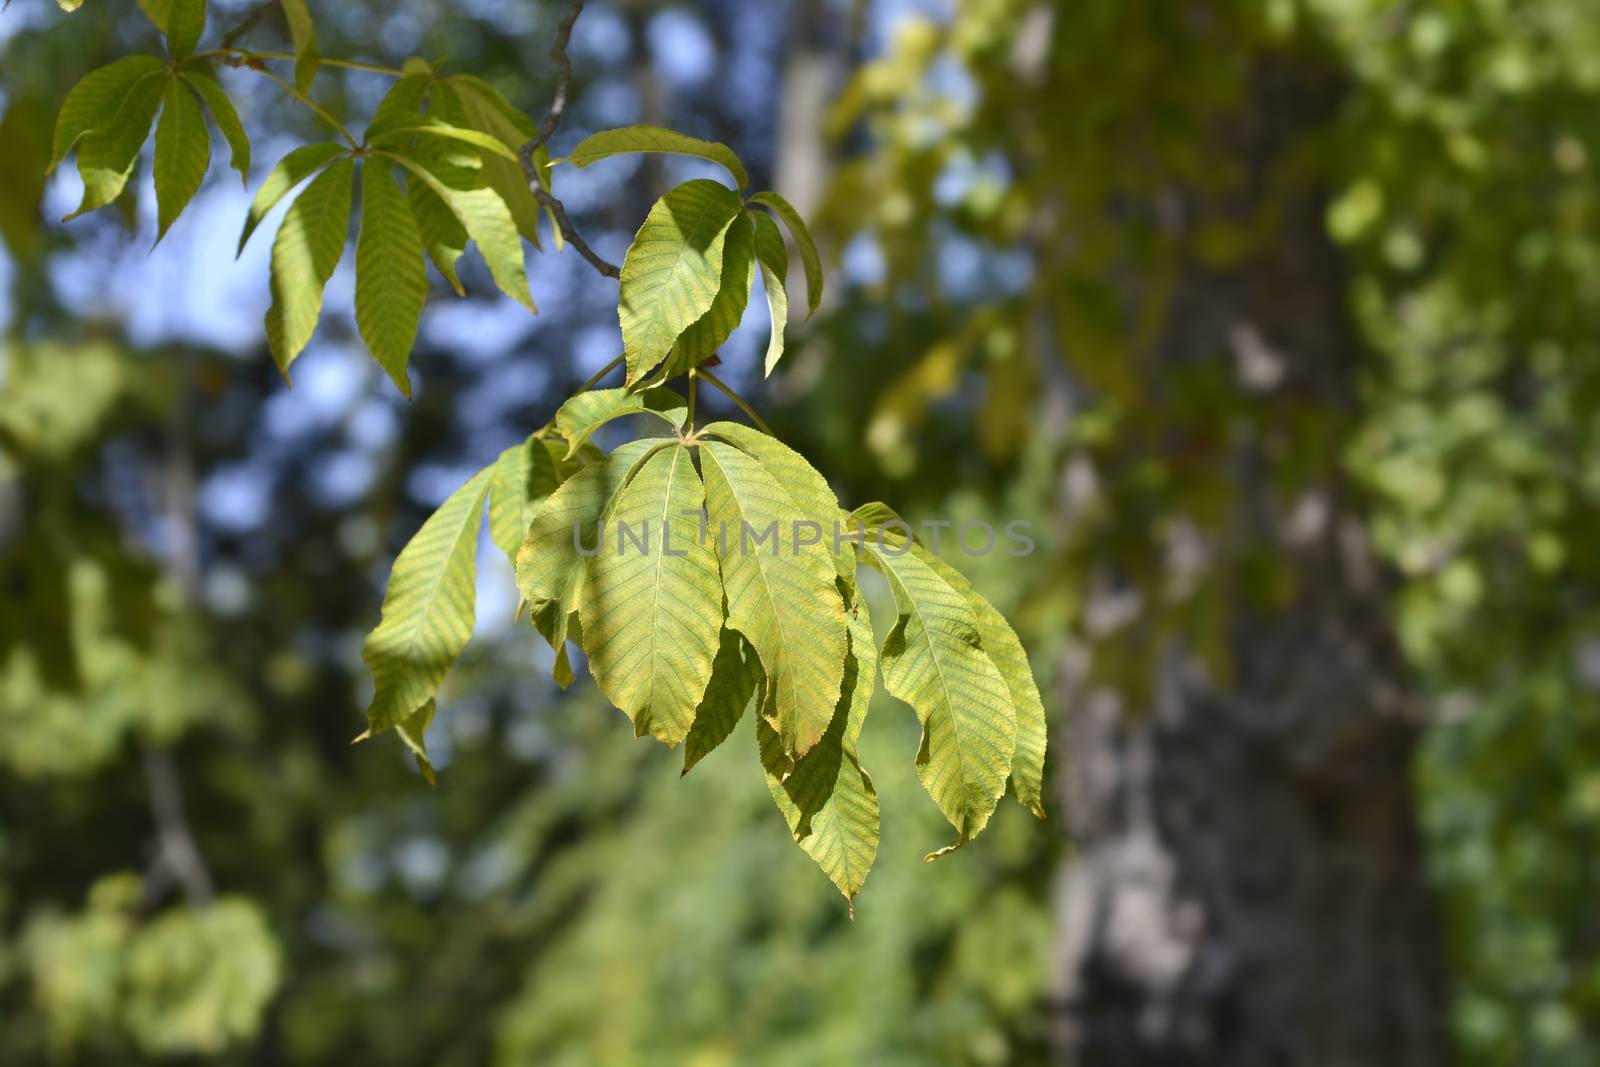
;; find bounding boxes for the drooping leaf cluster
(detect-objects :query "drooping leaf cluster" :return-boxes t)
[46,0,1048,902]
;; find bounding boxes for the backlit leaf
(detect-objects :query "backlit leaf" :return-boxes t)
[355,159,427,396]
[559,124,749,188]
[580,444,724,745]
[656,211,754,381]
[681,629,761,774]
[50,56,164,172]
[264,155,352,378]
[181,67,250,183]
[363,467,491,736]
[237,142,345,254]
[551,387,687,458]
[369,115,521,161]
[395,699,437,784]
[66,71,164,219]
[165,0,205,62]
[153,78,209,241]
[853,505,1017,858]
[619,179,744,384]
[749,190,823,316]
[489,434,561,564]
[437,75,544,248]
[699,439,847,760]
[279,0,320,93]
[751,210,790,376]
[406,171,468,295]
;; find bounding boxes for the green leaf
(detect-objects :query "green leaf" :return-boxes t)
[406,170,468,295]
[279,0,320,94]
[136,0,172,31]
[759,579,879,900]
[437,76,544,248]
[181,68,250,183]
[370,115,520,161]
[701,421,854,586]
[851,505,1017,859]
[395,698,438,784]
[514,439,666,656]
[681,629,762,774]
[56,0,84,11]
[751,211,790,376]
[237,142,345,254]
[558,124,749,189]
[153,79,209,241]
[50,56,165,173]
[960,574,1047,819]
[264,155,352,378]
[165,0,205,62]
[382,151,535,312]
[355,159,428,397]
[551,386,688,458]
[699,439,848,761]
[655,212,754,381]
[619,180,744,384]
[749,190,823,317]
[366,73,431,135]
[362,467,491,736]
[66,71,166,220]
[580,445,724,745]
[488,434,561,564]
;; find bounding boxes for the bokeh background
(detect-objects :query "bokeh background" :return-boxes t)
[4,0,1600,1064]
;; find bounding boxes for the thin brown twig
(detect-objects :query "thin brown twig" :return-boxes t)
[518,0,621,279]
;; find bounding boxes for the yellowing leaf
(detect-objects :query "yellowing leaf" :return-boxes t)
[488,433,561,564]
[153,79,209,241]
[759,580,879,900]
[699,439,847,761]
[551,386,687,458]
[751,210,790,376]
[264,155,352,378]
[363,468,491,736]
[681,629,762,774]
[559,124,749,188]
[749,190,823,316]
[355,159,428,396]
[656,212,754,381]
[580,444,724,745]
[619,180,744,384]
[853,505,1017,858]
[237,142,345,254]
[50,56,165,173]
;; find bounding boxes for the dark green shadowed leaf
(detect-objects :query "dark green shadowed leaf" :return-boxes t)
[279,0,321,93]
[558,124,749,189]
[655,211,754,382]
[682,629,762,774]
[363,468,491,736]
[759,580,879,900]
[383,152,535,312]
[135,0,172,30]
[619,179,744,384]
[238,142,345,255]
[488,434,561,564]
[407,172,468,295]
[355,159,428,397]
[851,505,1017,860]
[181,68,250,183]
[50,56,165,172]
[699,439,847,761]
[165,0,205,62]
[749,190,823,316]
[66,71,165,219]
[751,211,790,376]
[551,387,687,458]
[580,445,724,746]
[264,155,353,378]
[153,78,209,241]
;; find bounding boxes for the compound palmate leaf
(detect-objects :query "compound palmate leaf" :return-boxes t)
[363,468,492,738]
[618,179,744,384]
[580,444,723,745]
[852,504,1018,859]
[681,628,762,774]
[759,579,880,901]
[488,433,562,564]
[699,438,847,763]
[50,55,165,172]
[655,210,754,382]
[265,154,353,377]
[67,70,165,219]
[153,78,209,241]
[355,159,427,397]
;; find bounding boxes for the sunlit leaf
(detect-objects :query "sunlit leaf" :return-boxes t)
[437,75,544,248]
[551,386,687,458]
[181,67,250,183]
[50,56,164,173]
[395,698,437,784]
[749,190,822,316]
[681,628,761,774]
[152,79,209,241]
[363,467,491,736]
[699,438,847,761]
[488,433,561,564]
[354,159,427,396]
[619,180,744,384]
[370,115,521,161]
[558,123,749,188]
[655,211,754,381]
[751,211,789,376]
[279,0,320,93]
[237,142,344,254]
[264,155,353,378]
[65,71,165,219]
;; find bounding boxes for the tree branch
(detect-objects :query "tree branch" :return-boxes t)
[519,0,621,279]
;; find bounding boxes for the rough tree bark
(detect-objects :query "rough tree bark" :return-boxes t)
[1050,41,1452,1067]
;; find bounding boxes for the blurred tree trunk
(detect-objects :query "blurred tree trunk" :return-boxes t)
[1050,44,1451,1067]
